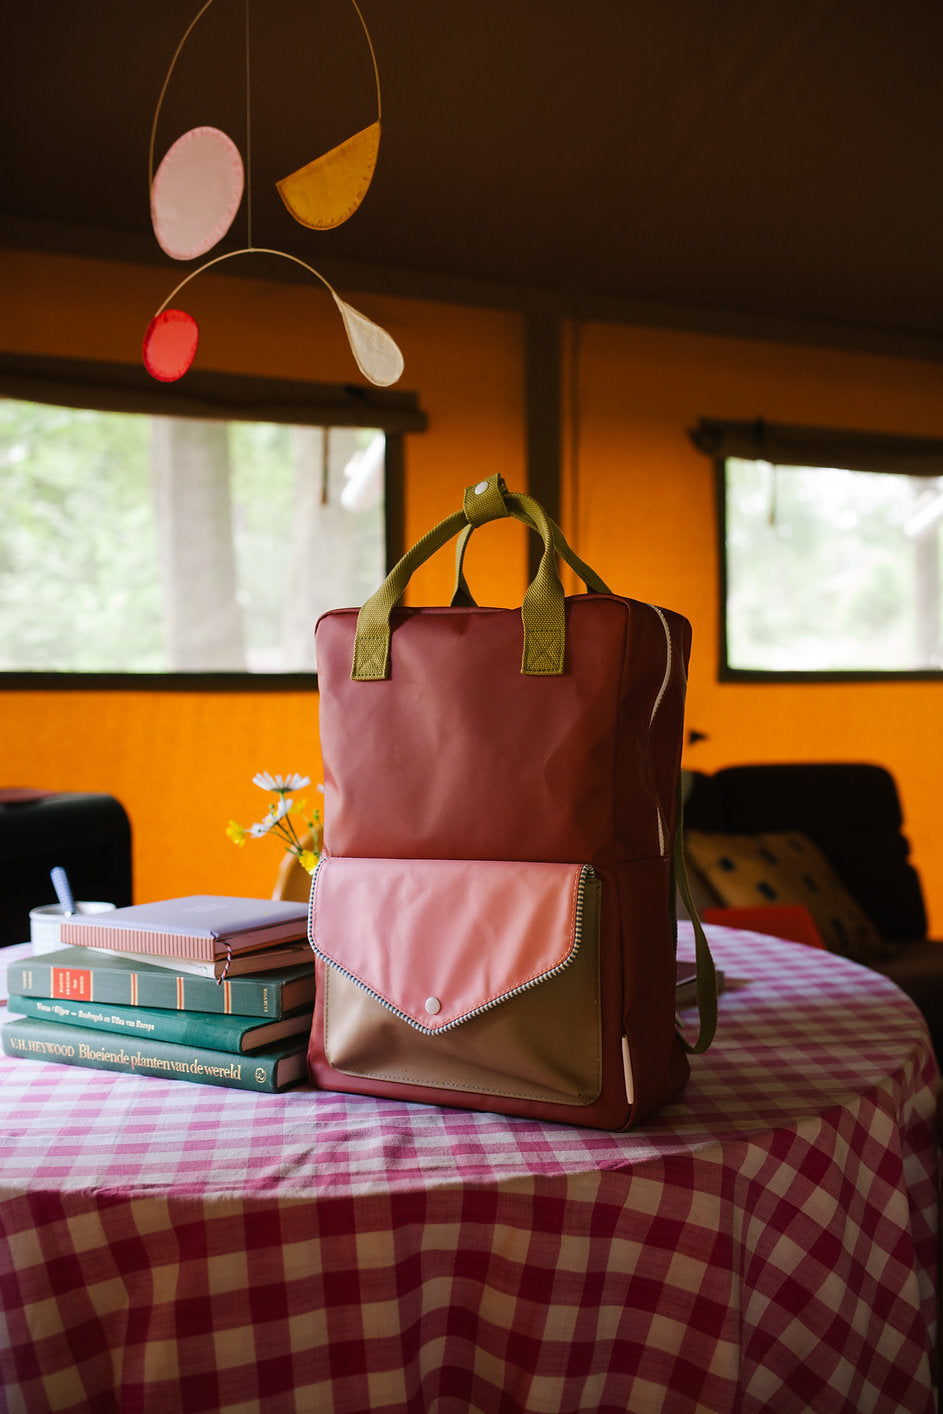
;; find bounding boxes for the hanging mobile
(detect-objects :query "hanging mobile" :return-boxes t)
[142,0,402,386]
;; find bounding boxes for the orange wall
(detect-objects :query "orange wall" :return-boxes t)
[2,250,942,932]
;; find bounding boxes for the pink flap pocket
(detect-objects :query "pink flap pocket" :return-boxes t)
[310,857,595,1035]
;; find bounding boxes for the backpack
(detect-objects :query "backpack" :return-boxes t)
[307,474,716,1128]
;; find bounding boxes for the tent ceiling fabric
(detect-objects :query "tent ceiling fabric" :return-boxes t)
[3,0,943,357]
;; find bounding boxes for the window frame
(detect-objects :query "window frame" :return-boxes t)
[690,417,943,683]
[0,354,424,691]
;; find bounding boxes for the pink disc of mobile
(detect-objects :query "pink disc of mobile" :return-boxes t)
[151,125,244,260]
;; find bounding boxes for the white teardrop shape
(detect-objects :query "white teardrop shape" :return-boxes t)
[151,126,244,261]
[333,295,404,387]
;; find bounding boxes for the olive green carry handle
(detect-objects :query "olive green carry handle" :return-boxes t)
[451,506,610,608]
[352,474,596,680]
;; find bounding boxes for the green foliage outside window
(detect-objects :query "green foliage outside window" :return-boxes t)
[0,399,385,675]
[725,458,943,673]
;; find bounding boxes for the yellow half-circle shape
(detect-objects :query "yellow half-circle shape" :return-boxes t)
[276,120,381,230]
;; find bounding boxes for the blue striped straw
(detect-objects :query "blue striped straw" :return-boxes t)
[50,866,75,916]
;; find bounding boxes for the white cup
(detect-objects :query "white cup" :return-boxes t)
[29,901,117,953]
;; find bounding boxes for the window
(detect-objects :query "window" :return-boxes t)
[0,357,424,686]
[691,418,943,680]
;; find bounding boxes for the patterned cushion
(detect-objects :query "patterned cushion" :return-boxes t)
[685,830,886,962]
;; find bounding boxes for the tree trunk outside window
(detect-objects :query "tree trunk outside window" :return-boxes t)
[150,417,247,671]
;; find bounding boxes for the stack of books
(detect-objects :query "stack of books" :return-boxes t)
[2,895,316,1092]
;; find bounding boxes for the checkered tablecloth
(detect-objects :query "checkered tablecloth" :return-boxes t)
[0,927,939,1414]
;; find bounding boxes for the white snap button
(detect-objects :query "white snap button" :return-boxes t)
[425,997,441,1015]
[474,480,488,494]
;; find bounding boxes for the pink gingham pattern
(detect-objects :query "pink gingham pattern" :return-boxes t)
[0,927,938,1414]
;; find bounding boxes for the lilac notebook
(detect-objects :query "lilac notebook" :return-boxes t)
[60,895,310,962]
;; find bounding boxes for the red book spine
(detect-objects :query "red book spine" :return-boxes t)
[51,965,93,1001]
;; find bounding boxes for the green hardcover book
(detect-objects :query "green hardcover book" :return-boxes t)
[7,946,315,1018]
[8,994,313,1053]
[1,1017,308,1092]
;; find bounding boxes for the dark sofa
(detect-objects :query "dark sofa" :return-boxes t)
[683,763,943,1060]
[0,790,132,947]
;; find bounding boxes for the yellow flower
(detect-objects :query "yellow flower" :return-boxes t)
[226,819,247,846]
[298,849,318,875]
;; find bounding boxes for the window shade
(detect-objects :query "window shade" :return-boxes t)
[689,417,943,477]
[0,353,427,433]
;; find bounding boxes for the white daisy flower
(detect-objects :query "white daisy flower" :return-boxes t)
[247,798,293,836]
[252,772,310,794]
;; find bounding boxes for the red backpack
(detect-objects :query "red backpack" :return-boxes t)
[308,474,716,1128]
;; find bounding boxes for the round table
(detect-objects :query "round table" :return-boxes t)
[0,926,939,1414]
